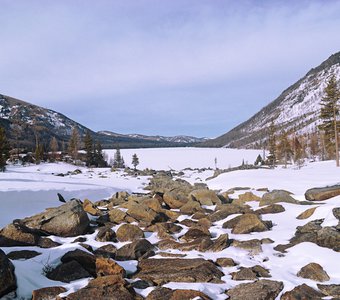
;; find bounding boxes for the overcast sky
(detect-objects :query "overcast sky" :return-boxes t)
[1,0,340,137]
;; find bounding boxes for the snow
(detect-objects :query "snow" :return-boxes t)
[0,148,339,299]
[104,147,262,170]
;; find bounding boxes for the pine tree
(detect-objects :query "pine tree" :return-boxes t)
[0,127,10,172]
[132,153,139,170]
[49,137,59,162]
[84,130,94,166]
[68,127,80,161]
[309,131,320,161]
[318,75,340,166]
[94,141,107,167]
[113,148,125,168]
[277,130,292,168]
[254,154,264,166]
[35,143,44,164]
[266,121,277,168]
[293,136,304,168]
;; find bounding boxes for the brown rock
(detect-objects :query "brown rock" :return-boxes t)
[281,284,325,300]
[180,200,203,214]
[255,204,285,215]
[305,185,340,201]
[158,237,213,252]
[190,189,221,206]
[32,286,67,300]
[108,208,127,224]
[231,267,257,280]
[127,204,158,223]
[142,197,163,212]
[47,260,91,283]
[83,199,101,216]
[179,227,211,242]
[260,190,298,206]
[94,244,117,259]
[115,239,155,261]
[226,279,283,300]
[96,257,125,277]
[215,257,236,267]
[223,213,271,234]
[163,189,188,209]
[7,250,41,260]
[209,204,251,222]
[134,258,224,284]
[296,207,318,219]
[232,239,262,253]
[317,284,340,298]
[95,226,117,242]
[233,192,261,205]
[297,262,330,282]
[20,199,90,237]
[0,249,17,298]
[146,287,212,300]
[116,224,144,242]
[61,249,96,276]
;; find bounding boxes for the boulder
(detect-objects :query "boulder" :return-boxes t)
[190,189,221,206]
[223,213,271,234]
[208,204,251,222]
[46,260,91,283]
[232,239,262,254]
[95,226,117,242]
[116,224,144,242]
[255,204,285,215]
[93,244,117,259]
[281,284,325,300]
[115,239,155,261]
[208,233,229,252]
[19,199,90,237]
[297,262,330,282]
[226,279,283,300]
[60,249,96,276]
[7,250,41,260]
[158,237,213,252]
[333,207,340,220]
[96,257,126,277]
[180,200,203,214]
[179,227,211,242]
[296,207,318,219]
[231,267,257,280]
[108,209,127,224]
[146,287,212,300]
[163,189,188,209]
[32,286,67,300]
[127,204,158,223]
[0,249,17,298]
[134,258,224,284]
[316,226,340,251]
[233,192,261,205]
[64,275,135,300]
[317,284,340,298]
[215,257,236,267]
[305,184,340,201]
[260,190,298,206]
[83,199,102,216]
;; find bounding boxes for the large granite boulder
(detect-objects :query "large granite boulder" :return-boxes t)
[19,199,90,237]
[305,185,340,201]
[134,258,224,284]
[0,250,17,298]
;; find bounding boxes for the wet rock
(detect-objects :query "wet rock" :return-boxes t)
[116,224,144,242]
[19,199,90,237]
[296,207,318,219]
[115,239,155,261]
[64,275,135,300]
[32,286,67,300]
[305,184,340,201]
[226,279,283,300]
[281,284,325,300]
[134,258,224,284]
[0,249,17,298]
[223,213,271,234]
[7,250,41,260]
[297,262,330,282]
[190,189,221,206]
[146,287,212,300]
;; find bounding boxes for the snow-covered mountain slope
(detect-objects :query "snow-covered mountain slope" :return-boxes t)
[204,51,340,148]
[0,95,202,149]
[99,130,209,144]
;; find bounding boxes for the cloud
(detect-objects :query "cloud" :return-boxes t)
[1,0,340,136]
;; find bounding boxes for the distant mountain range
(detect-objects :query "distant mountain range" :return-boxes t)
[0,95,207,149]
[204,51,340,148]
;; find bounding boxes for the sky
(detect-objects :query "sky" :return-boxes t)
[1,0,340,138]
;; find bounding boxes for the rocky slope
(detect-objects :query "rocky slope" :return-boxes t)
[0,170,339,299]
[0,95,204,149]
[203,51,340,148]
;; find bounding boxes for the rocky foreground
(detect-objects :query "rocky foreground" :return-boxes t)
[0,172,339,299]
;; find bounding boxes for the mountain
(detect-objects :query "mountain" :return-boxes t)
[203,51,340,148]
[0,95,205,149]
[99,131,209,144]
